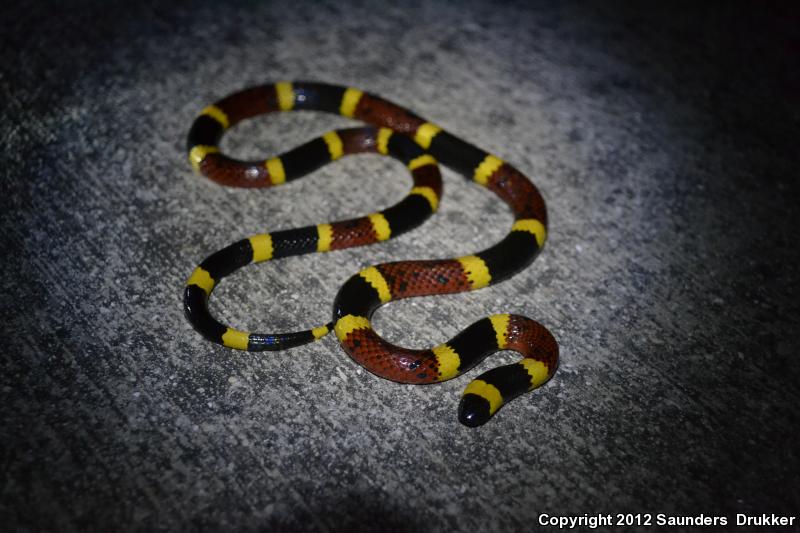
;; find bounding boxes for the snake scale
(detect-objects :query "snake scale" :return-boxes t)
[183,82,558,427]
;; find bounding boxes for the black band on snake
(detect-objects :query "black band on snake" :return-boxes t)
[184,81,558,427]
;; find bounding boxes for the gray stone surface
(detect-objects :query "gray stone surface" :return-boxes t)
[2,1,798,531]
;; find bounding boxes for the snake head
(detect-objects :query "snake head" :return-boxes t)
[458,393,493,427]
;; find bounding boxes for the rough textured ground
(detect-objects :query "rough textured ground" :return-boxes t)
[2,1,798,531]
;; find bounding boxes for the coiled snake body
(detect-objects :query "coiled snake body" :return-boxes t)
[184,82,558,426]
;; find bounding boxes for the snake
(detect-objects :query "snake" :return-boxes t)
[183,82,558,427]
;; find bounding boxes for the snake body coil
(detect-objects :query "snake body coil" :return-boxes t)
[184,82,558,427]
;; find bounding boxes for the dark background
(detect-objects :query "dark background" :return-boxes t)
[2,1,798,531]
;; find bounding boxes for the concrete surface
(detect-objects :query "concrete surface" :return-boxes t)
[2,1,798,531]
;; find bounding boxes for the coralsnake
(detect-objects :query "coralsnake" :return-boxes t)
[183,82,558,427]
